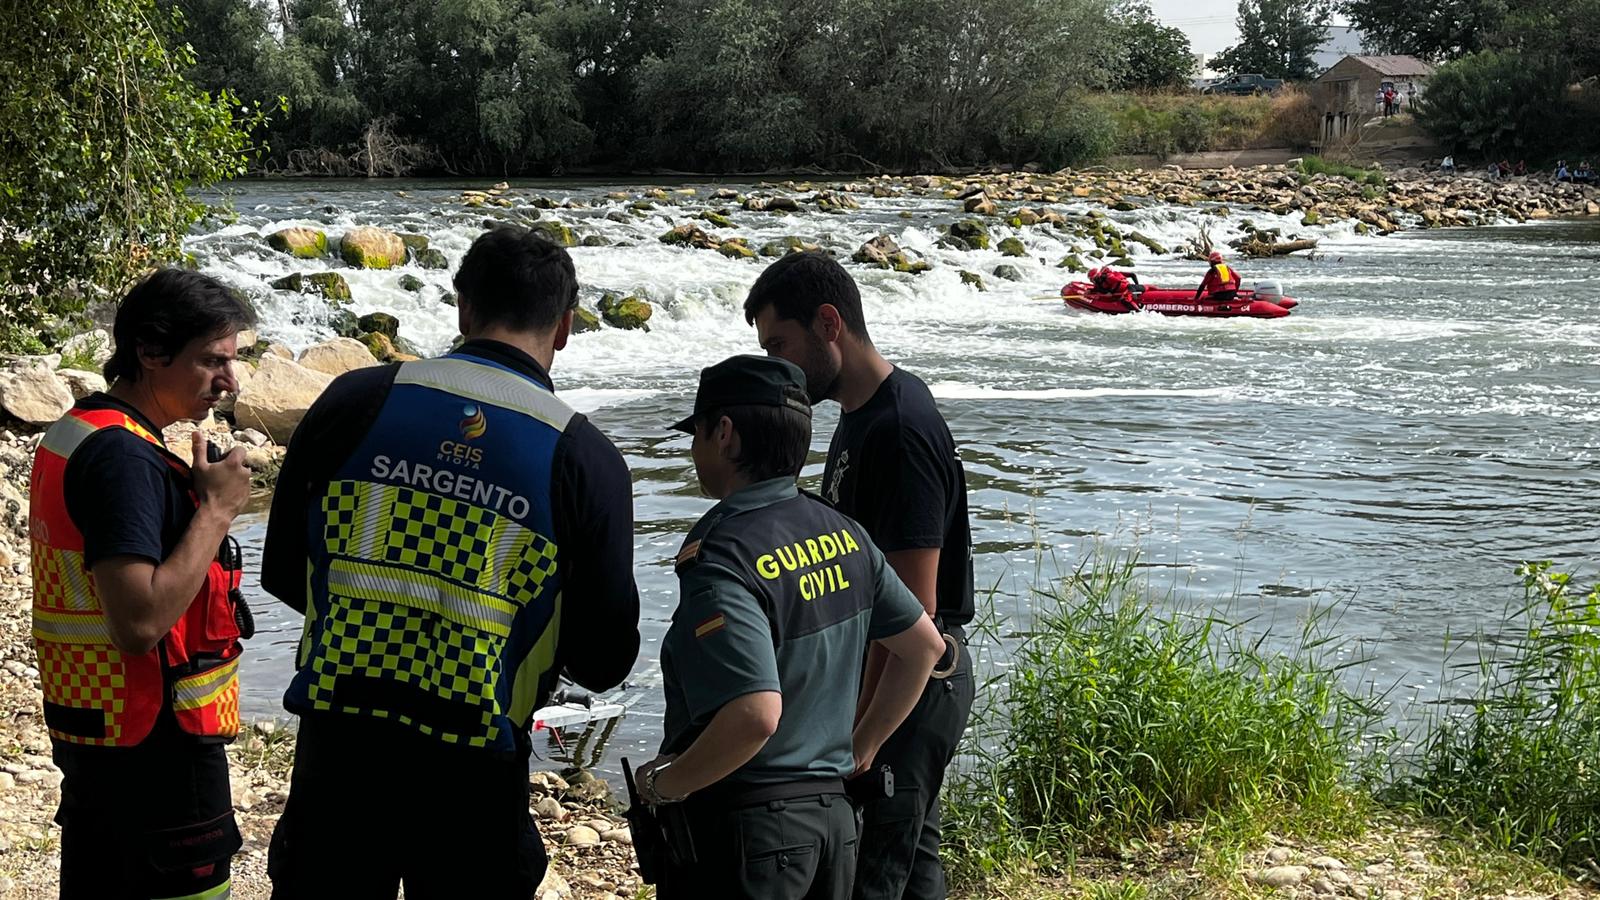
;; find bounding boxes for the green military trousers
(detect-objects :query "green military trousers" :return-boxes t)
[656,788,857,900]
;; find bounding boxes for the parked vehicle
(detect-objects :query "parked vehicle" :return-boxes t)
[1200,73,1284,95]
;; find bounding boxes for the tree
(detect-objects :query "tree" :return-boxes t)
[1211,0,1328,81]
[0,0,264,343]
[1415,50,1571,158]
[1109,2,1196,91]
[1338,0,1506,61]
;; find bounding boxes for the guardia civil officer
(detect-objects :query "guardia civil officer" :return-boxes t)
[745,252,977,900]
[261,226,641,897]
[635,355,944,900]
[32,270,255,899]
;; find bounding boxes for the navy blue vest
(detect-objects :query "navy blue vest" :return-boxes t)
[284,353,574,752]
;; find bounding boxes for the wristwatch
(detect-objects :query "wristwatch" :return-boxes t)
[642,762,687,806]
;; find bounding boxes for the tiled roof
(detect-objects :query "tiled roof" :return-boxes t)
[1348,55,1435,76]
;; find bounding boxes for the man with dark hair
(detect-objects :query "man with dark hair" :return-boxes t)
[31,267,256,898]
[262,225,641,896]
[743,251,976,900]
[634,355,943,900]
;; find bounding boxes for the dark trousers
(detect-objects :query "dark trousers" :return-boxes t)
[55,732,240,900]
[657,789,858,900]
[267,715,547,899]
[852,636,975,900]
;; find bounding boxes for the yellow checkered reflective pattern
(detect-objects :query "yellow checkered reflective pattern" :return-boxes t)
[306,480,559,747]
[34,639,127,743]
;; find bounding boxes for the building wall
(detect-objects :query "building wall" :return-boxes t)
[1313,58,1429,147]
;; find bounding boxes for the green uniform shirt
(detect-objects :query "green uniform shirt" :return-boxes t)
[660,478,926,784]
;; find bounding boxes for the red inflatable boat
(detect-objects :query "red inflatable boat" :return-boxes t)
[1062,279,1299,318]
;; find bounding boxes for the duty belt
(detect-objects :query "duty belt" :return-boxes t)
[691,777,846,810]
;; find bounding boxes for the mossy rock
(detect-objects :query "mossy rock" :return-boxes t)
[340,226,407,269]
[960,271,986,292]
[1112,201,1138,212]
[306,272,352,302]
[630,200,657,212]
[329,309,361,338]
[699,211,734,229]
[1354,221,1371,235]
[598,294,653,330]
[948,220,991,250]
[718,240,757,260]
[898,211,914,219]
[358,312,400,340]
[937,236,970,252]
[1057,254,1088,272]
[415,247,449,270]
[399,233,430,253]
[1112,256,1135,268]
[530,220,578,248]
[1127,231,1167,255]
[992,264,1024,282]
[266,227,328,259]
[997,237,1027,258]
[571,306,601,333]
[1301,211,1322,227]
[894,259,932,275]
[440,291,458,307]
[581,235,610,247]
[361,332,399,362]
[1090,249,1106,259]
[398,274,425,292]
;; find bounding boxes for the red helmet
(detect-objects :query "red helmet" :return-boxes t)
[1208,250,1224,263]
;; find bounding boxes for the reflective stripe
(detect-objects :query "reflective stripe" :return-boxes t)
[172,657,240,711]
[32,609,113,644]
[38,414,102,460]
[395,358,575,432]
[154,878,231,900]
[328,558,517,636]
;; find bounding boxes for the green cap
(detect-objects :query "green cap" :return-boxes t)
[670,354,812,433]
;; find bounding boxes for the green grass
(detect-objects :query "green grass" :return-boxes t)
[1388,561,1600,874]
[943,549,1380,885]
[1298,155,1388,188]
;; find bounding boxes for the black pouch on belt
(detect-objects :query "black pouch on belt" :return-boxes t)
[846,764,895,806]
[622,759,670,883]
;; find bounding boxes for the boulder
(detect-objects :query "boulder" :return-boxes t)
[0,362,74,425]
[61,329,113,369]
[853,235,905,269]
[1057,254,1087,272]
[530,220,578,248]
[959,271,986,291]
[598,294,653,330]
[398,274,425,292]
[233,354,334,441]
[299,338,381,377]
[571,307,601,333]
[339,227,407,269]
[267,227,328,259]
[329,309,361,338]
[698,211,734,228]
[415,247,449,270]
[580,235,609,247]
[660,224,719,250]
[272,271,352,302]
[948,220,991,250]
[56,368,108,400]
[717,239,757,260]
[997,237,1027,257]
[398,233,430,254]
[358,313,400,340]
[992,264,1024,281]
[963,193,998,216]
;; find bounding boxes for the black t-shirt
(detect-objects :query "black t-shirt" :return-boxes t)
[260,339,642,695]
[819,367,974,627]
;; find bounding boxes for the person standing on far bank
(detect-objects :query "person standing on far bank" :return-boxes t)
[744,252,977,900]
[32,269,256,899]
[636,354,944,900]
[260,226,641,897]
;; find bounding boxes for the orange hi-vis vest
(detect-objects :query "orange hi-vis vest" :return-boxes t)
[30,407,244,747]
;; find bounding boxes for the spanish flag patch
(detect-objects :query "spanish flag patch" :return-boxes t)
[694,613,726,639]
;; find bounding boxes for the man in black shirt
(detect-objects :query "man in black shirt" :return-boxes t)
[744,251,975,900]
[261,226,641,897]
[33,269,255,899]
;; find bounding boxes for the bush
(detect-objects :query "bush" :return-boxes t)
[0,0,265,342]
[1390,562,1600,872]
[944,550,1378,882]
[1416,50,1573,158]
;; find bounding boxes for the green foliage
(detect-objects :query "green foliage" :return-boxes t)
[1299,155,1387,186]
[1211,0,1329,81]
[0,0,265,336]
[1414,50,1573,158]
[1338,0,1505,60]
[1108,2,1196,91]
[1390,563,1600,873]
[1078,92,1318,158]
[943,550,1379,882]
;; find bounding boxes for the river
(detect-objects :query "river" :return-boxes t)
[189,178,1600,776]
